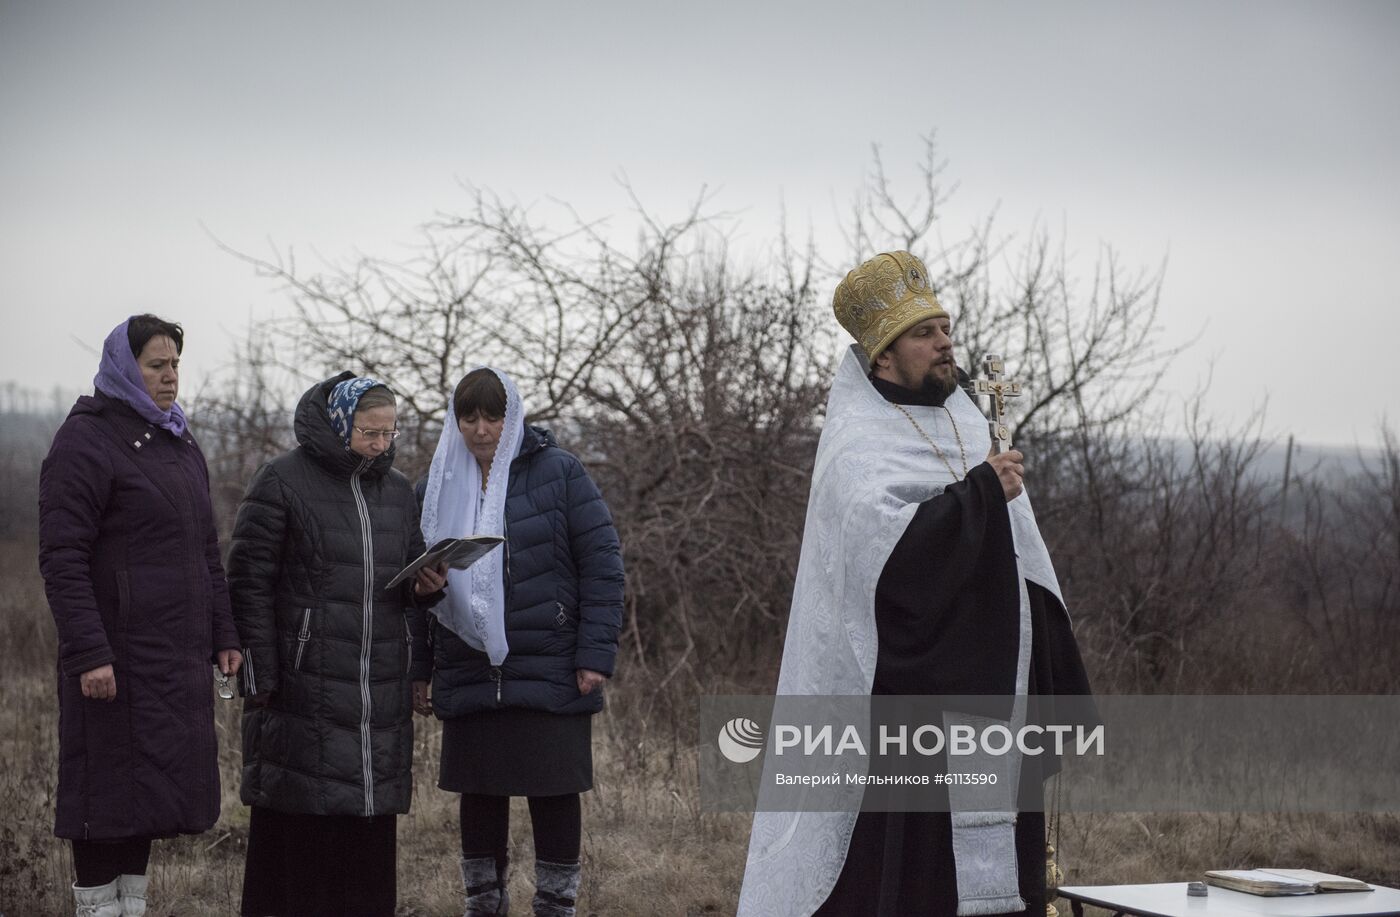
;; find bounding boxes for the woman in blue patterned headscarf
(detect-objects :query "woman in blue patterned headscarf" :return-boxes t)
[228,371,448,917]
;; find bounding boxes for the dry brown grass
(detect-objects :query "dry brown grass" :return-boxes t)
[0,665,750,916]
[2,536,1397,915]
[0,539,751,915]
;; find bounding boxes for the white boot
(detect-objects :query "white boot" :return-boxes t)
[73,878,122,917]
[117,874,148,916]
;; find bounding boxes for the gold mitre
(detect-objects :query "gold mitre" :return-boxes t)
[832,250,948,361]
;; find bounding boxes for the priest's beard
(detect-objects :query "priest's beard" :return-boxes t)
[915,371,957,406]
[892,364,957,405]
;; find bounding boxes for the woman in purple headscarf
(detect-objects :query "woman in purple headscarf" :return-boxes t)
[39,314,243,917]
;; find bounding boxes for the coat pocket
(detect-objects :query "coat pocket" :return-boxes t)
[240,706,265,800]
[115,570,131,624]
[292,608,312,672]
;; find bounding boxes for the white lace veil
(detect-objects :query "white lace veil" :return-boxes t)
[420,366,526,665]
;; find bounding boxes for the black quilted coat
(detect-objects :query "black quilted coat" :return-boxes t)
[227,373,437,817]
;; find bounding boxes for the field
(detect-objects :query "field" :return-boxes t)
[2,538,1397,915]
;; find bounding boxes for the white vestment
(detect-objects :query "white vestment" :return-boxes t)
[737,346,1064,917]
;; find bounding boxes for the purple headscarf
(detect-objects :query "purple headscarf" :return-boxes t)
[93,317,188,437]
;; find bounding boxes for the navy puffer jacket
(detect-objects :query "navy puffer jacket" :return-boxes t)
[427,425,624,718]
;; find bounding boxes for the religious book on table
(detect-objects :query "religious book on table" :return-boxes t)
[1203,868,1373,896]
[385,535,504,589]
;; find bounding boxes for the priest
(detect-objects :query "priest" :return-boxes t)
[738,251,1093,917]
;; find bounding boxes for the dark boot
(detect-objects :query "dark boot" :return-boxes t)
[532,859,580,917]
[460,854,510,916]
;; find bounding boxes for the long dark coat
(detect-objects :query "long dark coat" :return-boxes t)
[226,373,435,817]
[38,393,240,841]
[428,425,625,719]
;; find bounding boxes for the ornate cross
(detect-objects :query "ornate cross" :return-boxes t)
[973,353,1024,454]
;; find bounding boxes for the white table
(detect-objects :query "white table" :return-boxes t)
[1058,883,1400,917]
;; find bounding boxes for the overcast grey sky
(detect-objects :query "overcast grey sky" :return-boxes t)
[2,1,1397,446]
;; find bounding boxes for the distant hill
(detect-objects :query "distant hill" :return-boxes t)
[1228,437,1384,483]
[0,395,1389,542]
[0,382,81,418]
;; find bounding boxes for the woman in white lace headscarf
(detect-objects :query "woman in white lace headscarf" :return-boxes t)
[420,367,624,917]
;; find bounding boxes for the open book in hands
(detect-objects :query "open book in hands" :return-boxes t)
[385,535,505,589]
[1204,869,1373,896]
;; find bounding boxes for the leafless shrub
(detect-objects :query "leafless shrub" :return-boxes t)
[210,186,830,709]
[192,324,298,531]
[1278,423,1400,691]
[188,138,1393,702]
[1037,400,1279,691]
[839,135,1184,446]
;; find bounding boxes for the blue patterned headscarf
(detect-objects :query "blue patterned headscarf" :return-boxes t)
[327,376,386,445]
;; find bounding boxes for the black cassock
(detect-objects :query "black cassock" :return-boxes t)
[814,375,1093,917]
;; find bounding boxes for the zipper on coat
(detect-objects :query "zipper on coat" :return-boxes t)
[502,514,511,599]
[242,647,257,696]
[403,617,413,676]
[555,601,568,627]
[490,666,502,704]
[350,457,377,817]
[293,608,312,671]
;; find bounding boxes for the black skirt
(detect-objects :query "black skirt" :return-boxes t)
[439,708,593,796]
[240,806,397,917]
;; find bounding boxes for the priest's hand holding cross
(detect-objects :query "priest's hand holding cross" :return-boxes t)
[989,448,1024,502]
